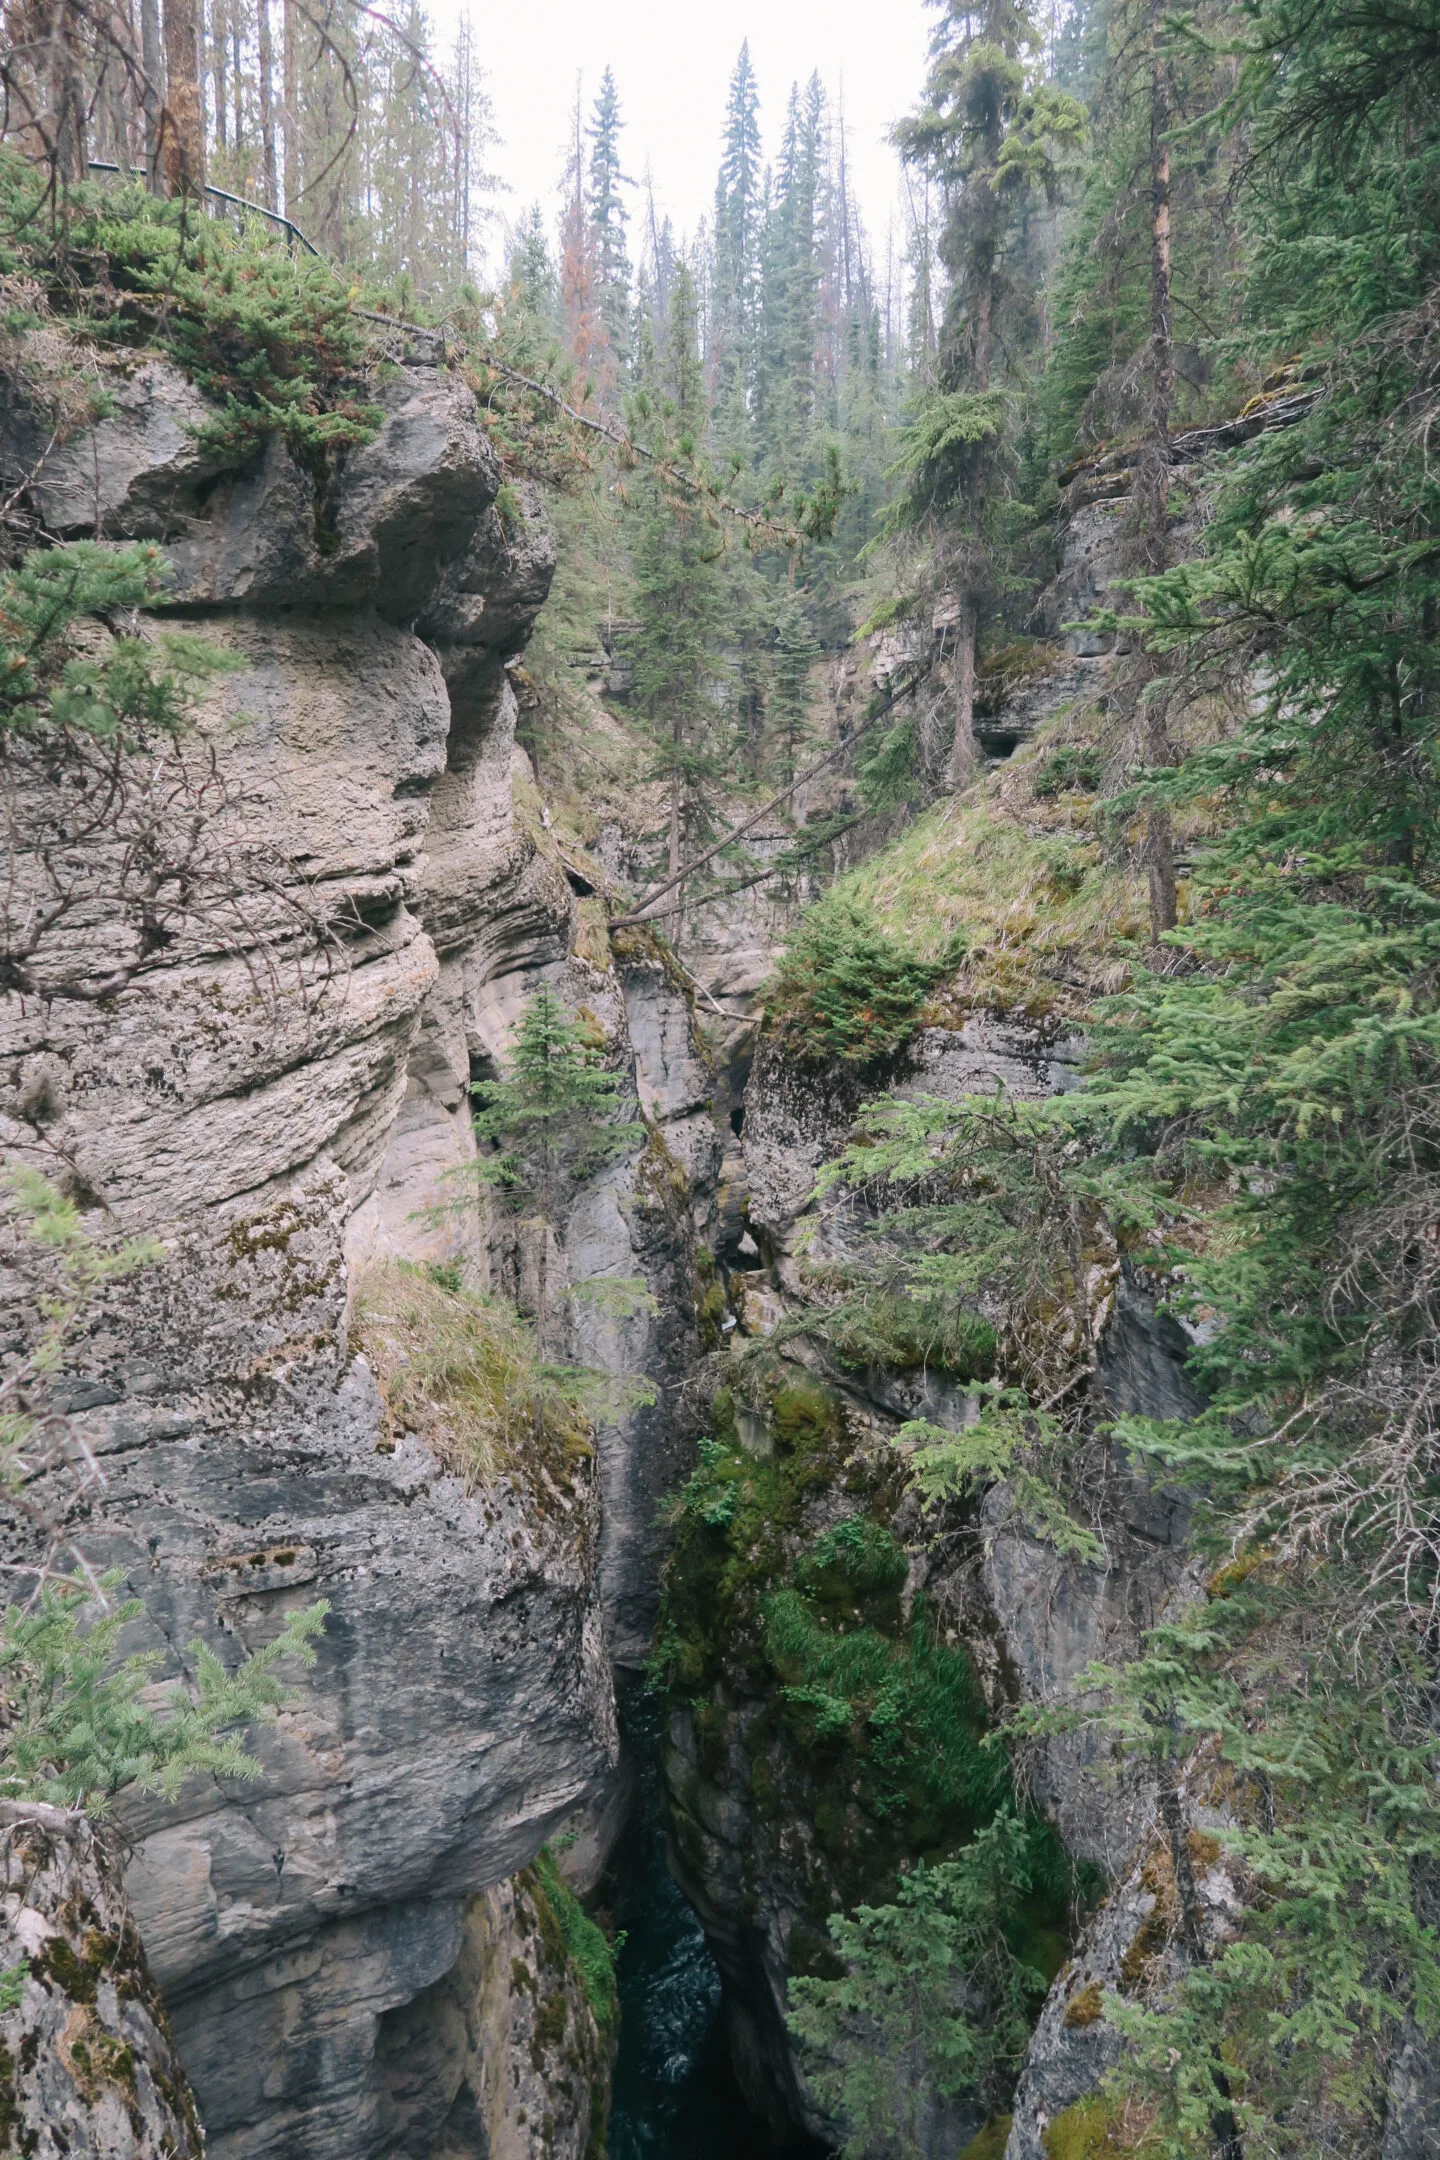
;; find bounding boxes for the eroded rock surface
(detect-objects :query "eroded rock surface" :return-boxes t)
[665,984,1202,2150]
[0,338,716,2158]
[0,1802,204,2160]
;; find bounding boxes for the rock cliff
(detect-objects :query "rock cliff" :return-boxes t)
[659,1014,1199,2155]
[0,336,717,2156]
[649,486,1215,2157]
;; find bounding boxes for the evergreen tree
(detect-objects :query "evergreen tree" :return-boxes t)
[757,78,823,477]
[587,65,632,373]
[769,583,821,787]
[559,79,607,392]
[893,0,1083,784]
[1040,0,1239,938]
[712,40,764,459]
[471,985,632,1358]
[507,202,558,329]
[630,261,726,940]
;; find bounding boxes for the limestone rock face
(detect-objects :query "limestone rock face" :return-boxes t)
[1,351,501,624]
[0,341,693,2160]
[0,1802,204,2160]
[1003,1771,1249,2160]
[0,350,229,540]
[375,1872,613,2160]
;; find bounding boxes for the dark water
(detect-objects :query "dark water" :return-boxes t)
[602,1689,829,2160]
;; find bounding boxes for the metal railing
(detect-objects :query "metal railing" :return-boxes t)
[85,161,323,258]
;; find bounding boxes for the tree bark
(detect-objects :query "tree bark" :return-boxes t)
[1142,21,1178,939]
[257,0,277,210]
[972,238,994,393]
[947,595,979,789]
[1146,788,1177,944]
[1141,34,1173,574]
[158,0,205,195]
[212,0,225,151]
[945,232,995,793]
[668,763,683,945]
[110,0,138,170]
[37,0,89,185]
[281,0,295,214]
[139,0,162,188]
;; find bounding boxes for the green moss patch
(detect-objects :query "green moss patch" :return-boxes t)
[959,2119,1014,2160]
[824,1289,998,1379]
[1043,2094,1157,2158]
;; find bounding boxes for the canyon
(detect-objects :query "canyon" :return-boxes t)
[1,329,1425,2160]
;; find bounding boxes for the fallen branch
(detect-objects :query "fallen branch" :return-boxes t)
[610,669,930,929]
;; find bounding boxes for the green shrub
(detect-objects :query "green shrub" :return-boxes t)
[825,1289,998,1379]
[0,153,381,461]
[796,1518,910,1612]
[787,1811,1059,2159]
[765,894,957,1065]
[0,1576,326,1812]
[0,541,240,747]
[763,1589,1009,1829]
[1032,745,1103,799]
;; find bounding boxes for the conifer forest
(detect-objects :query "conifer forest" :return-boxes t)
[0,0,1438,2156]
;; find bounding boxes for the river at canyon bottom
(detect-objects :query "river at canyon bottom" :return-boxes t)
[602,1688,831,2160]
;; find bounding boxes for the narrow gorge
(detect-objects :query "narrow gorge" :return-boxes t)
[0,320,1315,2160]
[1,0,1439,2146]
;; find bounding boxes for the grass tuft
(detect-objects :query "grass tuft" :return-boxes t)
[350,1260,591,1489]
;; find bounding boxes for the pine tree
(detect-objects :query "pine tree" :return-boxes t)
[757,78,823,477]
[712,40,763,460]
[893,0,1083,784]
[470,985,631,1358]
[630,261,726,941]
[587,65,632,373]
[769,585,820,786]
[507,202,558,330]
[559,79,607,394]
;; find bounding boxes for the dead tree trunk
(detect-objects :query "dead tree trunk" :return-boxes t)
[946,237,994,790]
[140,0,162,188]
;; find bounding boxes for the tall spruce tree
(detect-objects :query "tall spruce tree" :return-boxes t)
[757,78,824,478]
[471,985,630,1361]
[712,41,764,460]
[587,65,632,374]
[893,0,1083,784]
[630,261,726,940]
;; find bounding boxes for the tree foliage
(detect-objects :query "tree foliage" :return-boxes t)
[765,894,955,1065]
[788,1810,1057,2157]
[0,1576,327,1812]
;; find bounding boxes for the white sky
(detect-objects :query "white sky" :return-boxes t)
[431,0,935,273]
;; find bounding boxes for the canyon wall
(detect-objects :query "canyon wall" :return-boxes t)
[0,338,717,2157]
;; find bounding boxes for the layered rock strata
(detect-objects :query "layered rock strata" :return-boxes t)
[0,341,717,2156]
